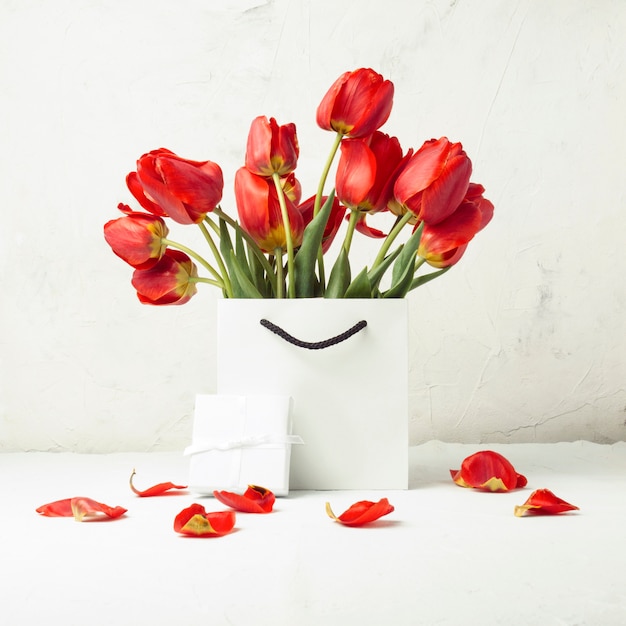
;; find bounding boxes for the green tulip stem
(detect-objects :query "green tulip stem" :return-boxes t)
[313,131,343,217]
[204,214,221,236]
[272,172,295,298]
[190,276,226,289]
[312,132,343,294]
[342,209,360,255]
[371,211,415,270]
[211,208,277,293]
[414,256,426,273]
[196,221,234,298]
[161,237,224,285]
[274,247,284,299]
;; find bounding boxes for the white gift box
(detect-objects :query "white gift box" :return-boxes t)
[185,394,301,496]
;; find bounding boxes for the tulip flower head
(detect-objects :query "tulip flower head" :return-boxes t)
[235,167,304,254]
[104,211,169,270]
[130,148,223,225]
[394,137,472,225]
[245,116,299,177]
[316,68,394,138]
[131,249,198,305]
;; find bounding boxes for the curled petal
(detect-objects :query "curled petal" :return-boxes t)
[514,489,579,517]
[353,213,387,239]
[326,498,394,526]
[450,450,527,492]
[36,497,127,521]
[173,504,236,537]
[213,485,275,513]
[129,469,187,497]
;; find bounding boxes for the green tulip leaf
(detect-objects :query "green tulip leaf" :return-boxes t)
[390,222,423,286]
[344,266,374,298]
[367,245,403,294]
[294,191,335,297]
[228,249,264,298]
[325,247,351,298]
[409,266,451,292]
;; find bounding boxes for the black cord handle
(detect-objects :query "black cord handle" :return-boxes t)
[260,318,367,350]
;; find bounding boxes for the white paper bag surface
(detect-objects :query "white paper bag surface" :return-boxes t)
[217,298,408,490]
[185,394,297,496]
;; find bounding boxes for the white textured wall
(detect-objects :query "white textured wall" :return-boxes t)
[1,0,624,451]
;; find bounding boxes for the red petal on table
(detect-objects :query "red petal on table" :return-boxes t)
[213,485,275,513]
[173,503,236,537]
[326,498,394,526]
[36,497,127,521]
[514,489,579,517]
[450,450,527,492]
[129,469,187,497]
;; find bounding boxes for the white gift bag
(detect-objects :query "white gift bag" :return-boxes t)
[185,394,301,496]
[217,298,408,490]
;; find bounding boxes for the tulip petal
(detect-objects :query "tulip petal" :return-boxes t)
[36,497,127,521]
[129,469,187,497]
[336,138,377,209]
[450,450,527,492]
[353,213,387,238]
[213,485,275,513]
[326,498,394,526]
[514,489,579,517]
[173,503,236,537]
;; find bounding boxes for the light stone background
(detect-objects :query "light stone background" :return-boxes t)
[1,0,624,452]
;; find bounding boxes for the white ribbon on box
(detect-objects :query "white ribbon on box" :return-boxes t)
[185,394,301,496]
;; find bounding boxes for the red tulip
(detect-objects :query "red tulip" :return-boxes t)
[234,167,304,254]
[325,498,394,526]
[514,489,579,517]
[131,249,198,305]
[394,137,472,225]
[245,116,299,177]
[450,450,527,492]
[335,132,404,213]
[297,194,346,252]
[316,68,394,138]
[36,497,127,521]
[173,503,236,537]
[418,183,494,268]
[104,211,169,269]
[213,485,276,513]
[128,148,223,225]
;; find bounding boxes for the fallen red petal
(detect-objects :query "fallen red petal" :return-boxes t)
[213,485,275,513]
[450,450,527,492]
[514,488,579,517]
[173,503,236,537]
[326,498,394,526]
[129,469,187,497]
[36,497,127,521]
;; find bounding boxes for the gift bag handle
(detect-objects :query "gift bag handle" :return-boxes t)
[260,318,367,350]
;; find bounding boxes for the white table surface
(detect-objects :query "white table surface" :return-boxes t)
[2,441,625,626]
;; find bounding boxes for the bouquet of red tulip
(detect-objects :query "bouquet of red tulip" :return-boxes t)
[104,68,493,303]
